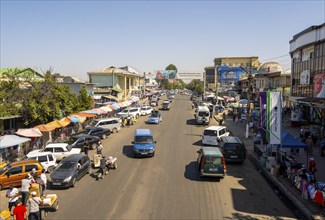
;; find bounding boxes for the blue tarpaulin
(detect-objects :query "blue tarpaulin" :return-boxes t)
[281,131,307,149]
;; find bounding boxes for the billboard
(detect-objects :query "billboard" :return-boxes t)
[314,73,325,98]
[155,70,177,80]
[266,92,281,145]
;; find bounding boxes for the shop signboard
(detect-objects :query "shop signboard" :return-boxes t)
[259,92,267,141]
[266,92,281,145]
[300,70,310,85]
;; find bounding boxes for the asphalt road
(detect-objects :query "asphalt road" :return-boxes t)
[44,95,297,220]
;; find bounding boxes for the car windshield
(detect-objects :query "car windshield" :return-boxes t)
[90,121,98,126]
[135,136,153,143]
[198,112,209,117]
[224,143,243,151]
[0,163,11,174]
[121,109,129,113]
[56,161,77,171]
[204,156,221,165]
[203,130,218,136]
[151,113,159,118]
[141,107,147,110]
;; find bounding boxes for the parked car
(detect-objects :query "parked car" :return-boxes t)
[68,134,101,150]
[140,105,153,115]
[147,110,162,124]
[83,127,110,139]
[48,154,90,188]
[150,101,157,107]
[42,143,81,161]
[168,94,175,100]
[117,107,141,119]
[89,117,121,133]
[26,151,58,173]
[218,136,246,164]
[0,160,43,190]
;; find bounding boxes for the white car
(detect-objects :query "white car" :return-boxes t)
[40,143,81,161]
[140,106,153,115]
[117,107,141,118]
[26,151,58,173]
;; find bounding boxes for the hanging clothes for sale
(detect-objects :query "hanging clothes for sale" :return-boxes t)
[313,190,324,206]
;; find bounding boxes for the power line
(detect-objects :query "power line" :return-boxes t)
[260,54,290,61]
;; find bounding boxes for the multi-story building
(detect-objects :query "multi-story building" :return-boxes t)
[214,57,260,69]
[176,72,203,84]
[88,66,143,100]
[289,23,325,126]
[204,66,216,91]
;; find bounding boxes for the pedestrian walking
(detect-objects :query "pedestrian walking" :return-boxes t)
[21,174,32,206]
[28,191,42,220]
[97,141,103,155]
[98,156,107,180]
[40,169,47,197]
[306,136,314,155]
[233,114,236,122]
[6,185,19,215]
[13,199,27,220]
[308,157,317,175]
[83,140,90,155]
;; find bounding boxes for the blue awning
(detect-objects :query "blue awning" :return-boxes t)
[281,131,307,149]
[68,117,80,123]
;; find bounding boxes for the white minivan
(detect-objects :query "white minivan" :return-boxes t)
[89,117,121,133]
[195,106,210,125]
[202,126,230,146]
[26,151,58,173]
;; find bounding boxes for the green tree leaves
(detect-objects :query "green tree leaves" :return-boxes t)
[186,79,204,95]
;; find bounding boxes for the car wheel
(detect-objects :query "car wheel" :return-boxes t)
[92,143,97,150]
[112,128,117,133]
[71,177,77,187]
[47,166,55,173]
[102,134,107,139]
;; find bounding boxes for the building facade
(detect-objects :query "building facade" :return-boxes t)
[88,66,143,100]
[204,66,215,91]
[289,23,325,126]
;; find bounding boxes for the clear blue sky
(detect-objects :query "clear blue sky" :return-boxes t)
[1,0,324,81]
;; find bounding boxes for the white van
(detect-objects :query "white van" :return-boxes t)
[202,126,230,146]
[195,106,210,125]
[26,151,58,173]
[89,117,121,133]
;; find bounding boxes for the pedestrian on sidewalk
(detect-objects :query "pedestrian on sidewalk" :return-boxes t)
[308,157,317,175]
[6,185,19,215]
[13,199,27,220]
[40,169,47,197]
[306,136,314,155]
[232,114,236,122]
[83,140,89,155]
[20,174,31,206]
[28,191,42,220]
[97,141,103,155]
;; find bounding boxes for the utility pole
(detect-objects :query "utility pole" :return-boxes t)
[214,62,218,101]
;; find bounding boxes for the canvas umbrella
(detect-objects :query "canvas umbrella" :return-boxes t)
[0,135,31,149]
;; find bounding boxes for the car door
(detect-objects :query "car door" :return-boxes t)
[54,147,65,160]
[81,156,90,176]
[38,155,49,170]
[4,166,23,187]
[91,128,101,137]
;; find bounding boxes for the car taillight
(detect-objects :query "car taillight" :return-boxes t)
[222,156,226,172]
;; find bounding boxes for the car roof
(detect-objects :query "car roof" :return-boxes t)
[201,147,223,156]
[135,129,152,136]
[204,126,227,131]
[27,151,54,157]
[72,133,91,138]
[220,136,242,143]
[61,154,87,162]
[94,117,119,122]
[8,160,40,166]
[45,143,69,148]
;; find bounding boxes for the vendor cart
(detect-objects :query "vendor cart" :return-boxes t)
[40,194,59,219]
[89,154,117,178]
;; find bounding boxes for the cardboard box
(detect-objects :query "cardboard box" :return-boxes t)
[29,183,40,198]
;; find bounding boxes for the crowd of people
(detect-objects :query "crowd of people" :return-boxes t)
[5,168,47,220]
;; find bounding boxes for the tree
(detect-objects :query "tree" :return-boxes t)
[165,64,178,71]
[158,79,169,89]
[186,79,204,95]
[75,85,92,111]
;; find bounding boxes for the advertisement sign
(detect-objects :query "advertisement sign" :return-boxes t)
[300,70,310,85]
[155,70,177,80]
[259,92,267,141]
[266,92,281,145]
[314,73,325,98]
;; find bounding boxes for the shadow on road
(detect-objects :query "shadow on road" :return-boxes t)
[191,140,202,146]
[186,119,196,125]
[184,161,221,182]
[122,145,135,159]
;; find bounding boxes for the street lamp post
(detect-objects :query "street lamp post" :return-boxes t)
[240,66,253,139]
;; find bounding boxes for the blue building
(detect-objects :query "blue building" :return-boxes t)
[217,66,246,86]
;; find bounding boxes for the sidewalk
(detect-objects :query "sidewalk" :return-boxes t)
[217,113,325,220]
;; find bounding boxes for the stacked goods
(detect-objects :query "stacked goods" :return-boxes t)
[29,183,41,198]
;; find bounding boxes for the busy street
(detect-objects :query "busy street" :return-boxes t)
[2,95,296,220]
